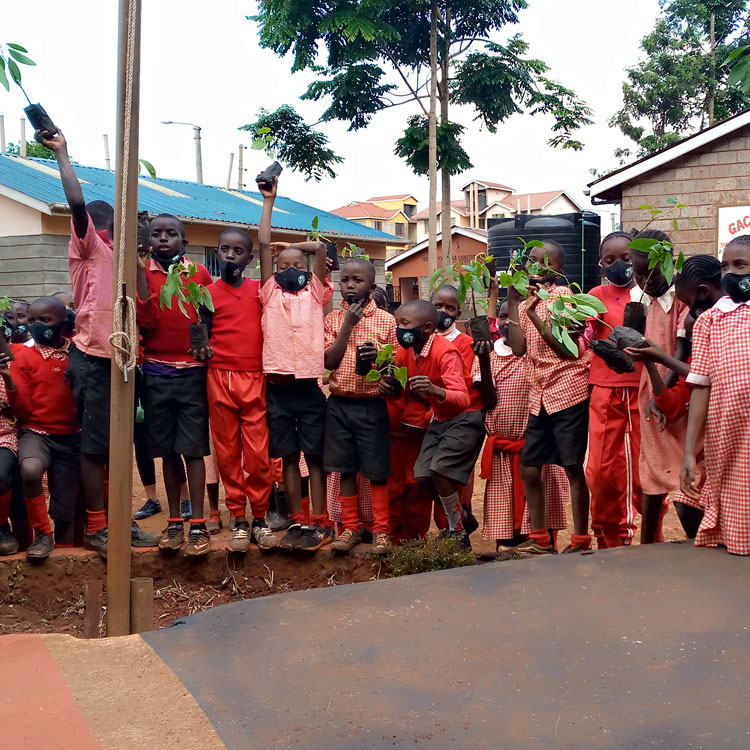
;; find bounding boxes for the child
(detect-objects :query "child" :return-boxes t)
[5,302,30,350]
[383,300,475,548]
[586,231,644,548]
[37,127,114,558]
[0,327,19,555]
[631,229,688,544]
[507,240,592,555]
[258,175,334,551]
[191,225,277,552]
[682,236,750,554]
[137,214,212,557]
[475,301,569,550]
[324,258,397,554]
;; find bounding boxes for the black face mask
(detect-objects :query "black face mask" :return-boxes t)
[437,311,456,331]
[649,279,671,299]
[275,267,310,293]
[603,260,634,288]
[1,319,12,342]
[397,325,426,351]
[30,321,62,345]
[10,322,27,343]
[722,272,750,303]
[152,248,186,268]
[219,259,246,281]
[345,292,370,306]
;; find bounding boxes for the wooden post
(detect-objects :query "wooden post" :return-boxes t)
[107,0,141,637]
[130,577,153,633]
[226,152,234,189]
[83,580,103,639]
[20,120,26,157]
[237,144,244,189]
[0,115,5,153]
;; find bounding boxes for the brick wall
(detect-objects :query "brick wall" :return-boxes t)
[620,125,750,256]
[0,234,70,299]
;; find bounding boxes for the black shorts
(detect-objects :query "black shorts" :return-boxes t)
[266,379,326,458]
[413,410,485,486]
[18,430,82,521]
[323,395,390,482]
[66,345,111,457]
[521,399,589,467]
[142,369,210,459]
[0,446,17,491]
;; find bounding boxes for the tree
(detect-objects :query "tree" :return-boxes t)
[251,0,591,271]
[611,0,750,158]
[6,141,54,158]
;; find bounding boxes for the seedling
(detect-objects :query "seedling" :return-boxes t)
[363,343,408,389]
[252,127,283,187]
[159,262,214,350]
[308,217,368,268]
[429,252,495,341]
[341,241,370,261]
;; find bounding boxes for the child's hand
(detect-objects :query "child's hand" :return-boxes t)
[645,399,667,431]
[624,339,663,363]
[526,288,541,311]
[36,128,66,153]
[270,242,290,256]
[343,302,365,329]
[357,340,378,363]
[0,353,11,378]
[489,274,499,292]
[473,341,492,356]
[137,248,152,272]
[379,377,398,398]
[680,454,701,500]
[258,174,278,199]
[408,375,440,399]
[189,344,213,362]
[325,256,334,274]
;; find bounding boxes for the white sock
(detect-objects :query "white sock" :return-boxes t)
[439,491,461,531]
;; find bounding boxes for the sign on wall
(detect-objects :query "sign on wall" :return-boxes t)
[718,206,750,259]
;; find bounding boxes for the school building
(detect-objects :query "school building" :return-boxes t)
[0,154,408,300]
[385,226,488,303]
[588,109,750,258]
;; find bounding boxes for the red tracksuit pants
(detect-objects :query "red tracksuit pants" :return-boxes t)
[207,369,271,520]
[388,435,433,544]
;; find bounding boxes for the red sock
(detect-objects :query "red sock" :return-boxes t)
[571,532,592,550]
[167,517,184,524]
[339,495,359,531]
[301,495,311,524]
[190,517,206,525]
[209,510,221,523]
[290,511,306,525]
[85,509,107,534]
[25,493,52,535]
[311,512,332,529]
[0,490,10,526]
[529,528,551,547]
[370,484,390,534]
[552,530,559,552]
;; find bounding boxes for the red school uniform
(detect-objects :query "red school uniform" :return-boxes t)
[586,283,644,548]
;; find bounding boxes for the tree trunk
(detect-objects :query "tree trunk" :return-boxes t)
[427,0,439,275]
[708,12,716,127]
[439,5,452,267]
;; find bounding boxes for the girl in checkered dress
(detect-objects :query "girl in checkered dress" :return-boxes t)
[683,235,750,555]
[474,302,568,550]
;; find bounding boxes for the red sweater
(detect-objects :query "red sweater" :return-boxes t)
[444,330,483,413]
[137,258,213,366]
[395,333,469,423]
[8,342,79,434]
[207,279,263,372]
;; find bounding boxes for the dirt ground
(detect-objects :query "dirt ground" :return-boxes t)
[0,459,687,637]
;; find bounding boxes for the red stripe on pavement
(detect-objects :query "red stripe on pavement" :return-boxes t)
[0,634,101,749]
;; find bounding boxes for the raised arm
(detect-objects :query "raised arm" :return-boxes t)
[257,175,277,285]
[36,129,88,240]
[507,286,526,356]
[524,290,576,360]
[324,303,364,371]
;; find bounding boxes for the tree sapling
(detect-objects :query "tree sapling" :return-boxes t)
[159,263,214,350]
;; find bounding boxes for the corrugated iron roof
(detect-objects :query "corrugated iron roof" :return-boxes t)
[0,154,404,243]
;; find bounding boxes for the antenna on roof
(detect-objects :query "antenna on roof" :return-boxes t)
[103,134,111,170]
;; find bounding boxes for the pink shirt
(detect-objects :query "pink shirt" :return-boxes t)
[259,274,334,378]
[68,216,113,359]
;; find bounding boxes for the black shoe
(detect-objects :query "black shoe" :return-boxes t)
[296,525,335,552]
[439,528,472,551]
[462,508,479,535]
[131,521,161,547]
[266,483,291,531]
[279,523,305,550]
[133,498,162,520]
[360,527,373,544]
[27,531,55,561]
[180,500,192,520]
[0,523,19,556]
[84,527,108,559]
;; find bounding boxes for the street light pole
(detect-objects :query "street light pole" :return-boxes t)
[160,120,203,183]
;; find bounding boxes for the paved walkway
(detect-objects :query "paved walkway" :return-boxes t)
[1,543,749,748]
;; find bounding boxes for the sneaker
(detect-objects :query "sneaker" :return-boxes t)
[228,522,250,553]
[462,508,479,535]
[439,528,472,551]
[131,521,161,547]
[0,524,19,556]
[83,528,108,559]
[180,500,192,520]
[561,543,589,554]
[498,538,553,560]
[279,523,305,550]
[371,531,393,556]
[159,522,185,552]
[184,526,211,557]
[207,519,222,535]
[296,525,334,552]
[331,528,361,552]
[251,519,279,549]
[133,498,162,520]
[26,531,55,561]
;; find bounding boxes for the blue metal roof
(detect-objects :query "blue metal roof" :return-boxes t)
[0,154,402,243]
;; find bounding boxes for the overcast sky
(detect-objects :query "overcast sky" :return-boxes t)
[4,0,661,221]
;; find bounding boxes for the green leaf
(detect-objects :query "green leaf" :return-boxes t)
[571,293,607,314]
[560,329,579,357]
[257,127,271,135]
[637,204,652,210]
[428,267,445,291]
[177,298,188,317]
[628,238,661,252]
[672,218,679,231]
[0,61,8,92]
[675,252,685,273]
[8,49,35,66]
[499,272,513,287]
[375,349,389,367]
[251,139,267,150]
[524,239,545,249]
[537,288,550,300]
[660,253,674,284]
[365,369,381,381]
[665,197,678,205]
[138,159,156,178]
[202,288,215,312]
[312,215,319,230]
[6,44,28,52]
[7,58,21,84]
[394,366,408,389]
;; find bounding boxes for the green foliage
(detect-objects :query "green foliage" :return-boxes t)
[251,126,274,152]
[159,263,214,318]
[386,536,478,577]
[138,159,156,179]
[241,105,343,182]
[0,296,11,313]
[364,342,408,387]
[0,42,35,91]
[430,252,494,317]
[6,141,53,159]
[394,115,473,176]
[725,44,750,94]
[341,241,370,261]
[611,1,750,157]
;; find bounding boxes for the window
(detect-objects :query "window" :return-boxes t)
[423,220,429,233]
[395,223,405,237]
[374,220,383,231]
[403,204,416,218]
[204,246,220,277]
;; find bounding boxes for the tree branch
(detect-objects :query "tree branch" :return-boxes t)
[383,49,430,116]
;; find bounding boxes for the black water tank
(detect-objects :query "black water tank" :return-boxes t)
[487,212,602,292]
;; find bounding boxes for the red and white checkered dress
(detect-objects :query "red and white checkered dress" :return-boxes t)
[326,472,373,523]
[476,345,568,538]
[638,291,689,495]
[687,300,750,554]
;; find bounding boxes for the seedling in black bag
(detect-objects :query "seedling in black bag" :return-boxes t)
[159,263,215,351]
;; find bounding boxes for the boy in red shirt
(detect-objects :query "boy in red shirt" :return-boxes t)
[191,225,278,552]
[508,240,592,555]
[382,300,475,548]
[137,215,212,557]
